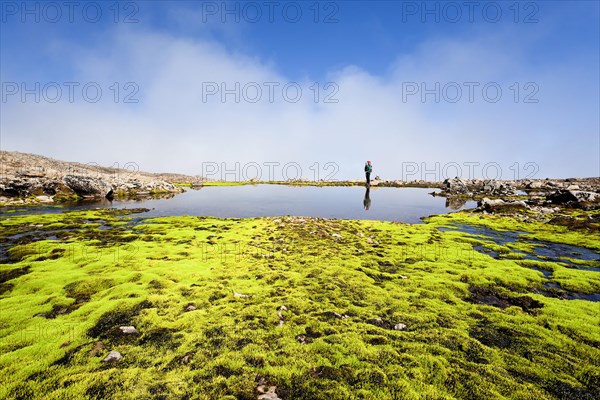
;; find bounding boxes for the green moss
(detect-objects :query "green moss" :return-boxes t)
[0,209,598,399]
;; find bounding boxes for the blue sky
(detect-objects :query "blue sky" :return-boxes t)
[1,1,599,180]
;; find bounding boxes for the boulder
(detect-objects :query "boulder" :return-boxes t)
[64,175,113,199]
[482,180,517,196]
[443,177,470,194]
[478,198,529,213]
[547,190,600,209]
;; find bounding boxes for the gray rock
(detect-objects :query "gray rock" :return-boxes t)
[478,198,529,213]
[443,177,469,194]
[547,190,599,206]
[64,175,113,198]
[119,326,139,335]
[103,350,122,363]
[482,180,516,196]
[394,323,407,331]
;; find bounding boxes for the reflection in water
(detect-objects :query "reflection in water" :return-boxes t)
[363,188,371,210]
[445,196,467,210]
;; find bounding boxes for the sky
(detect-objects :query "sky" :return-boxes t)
[1,0,599,181]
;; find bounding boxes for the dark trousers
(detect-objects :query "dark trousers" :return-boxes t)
[366,172,371,186]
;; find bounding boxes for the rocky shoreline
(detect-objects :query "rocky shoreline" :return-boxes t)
[434,177,600,224]
[0,151,204,205]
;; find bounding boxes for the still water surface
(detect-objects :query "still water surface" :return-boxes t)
[1,185,477,223]
[112,185,475,223]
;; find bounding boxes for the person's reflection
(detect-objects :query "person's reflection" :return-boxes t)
[363,187,371,210]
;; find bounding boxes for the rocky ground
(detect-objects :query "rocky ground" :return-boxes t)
[0,151,206,205]
[434,177,600,225]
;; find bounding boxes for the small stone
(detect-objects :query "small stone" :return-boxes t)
[332,233,342,239]
[103,350,122,363]
[399,275,408,279]
[233,291,252,298]
[394,323,407,331]
[185,305,196,311]
[119,326,139,335]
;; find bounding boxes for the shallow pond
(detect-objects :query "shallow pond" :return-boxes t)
[1,186,477,224]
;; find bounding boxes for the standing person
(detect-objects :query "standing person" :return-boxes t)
[364,161,372,187]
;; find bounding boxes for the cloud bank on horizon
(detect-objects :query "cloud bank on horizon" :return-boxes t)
[1,1,598,181]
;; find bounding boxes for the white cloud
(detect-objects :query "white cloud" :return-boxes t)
[2,25,598,181]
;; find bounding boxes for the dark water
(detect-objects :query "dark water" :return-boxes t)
[439,223,600,268]
[0,186,476,224]
[439,223,600,301]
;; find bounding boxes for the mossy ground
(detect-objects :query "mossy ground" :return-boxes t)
[0,208,598,399]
